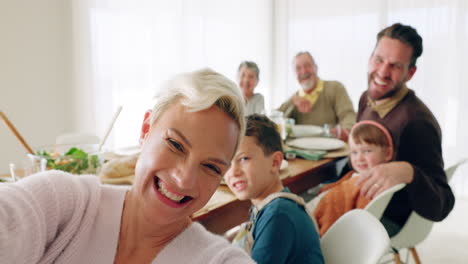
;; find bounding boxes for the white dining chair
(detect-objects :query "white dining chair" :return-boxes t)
[445,158,468,181]
[365,183,406,220]
[370,160,467,264]
[320,209,390,264]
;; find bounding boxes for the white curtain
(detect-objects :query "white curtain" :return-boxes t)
[73,0,468,195]
[76,0,272,149]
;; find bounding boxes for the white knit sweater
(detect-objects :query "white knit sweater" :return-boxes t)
[0,171,254,264]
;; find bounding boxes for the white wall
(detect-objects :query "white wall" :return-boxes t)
[0,0,72,173]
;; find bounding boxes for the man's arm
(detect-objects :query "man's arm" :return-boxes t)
[398,120,454,221]
[357,120,455,221]
[277,95,298,118]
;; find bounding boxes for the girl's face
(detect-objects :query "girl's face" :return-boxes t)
[349,136,392,174]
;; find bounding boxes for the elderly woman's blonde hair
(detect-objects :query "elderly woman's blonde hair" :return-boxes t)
[150,68,246,149]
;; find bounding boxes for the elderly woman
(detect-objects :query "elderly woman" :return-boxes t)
[237,61,265,115]
[0,69,254,263]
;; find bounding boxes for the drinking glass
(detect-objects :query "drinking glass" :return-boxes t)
[269,110,286,140]
[323,124,342,139]
[285,118,295,138]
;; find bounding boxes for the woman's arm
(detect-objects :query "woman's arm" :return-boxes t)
[0,171,93,263]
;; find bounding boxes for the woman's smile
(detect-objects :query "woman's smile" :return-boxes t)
[153,176,193,208]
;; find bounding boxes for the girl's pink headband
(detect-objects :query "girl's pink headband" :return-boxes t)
[350,120,394,153]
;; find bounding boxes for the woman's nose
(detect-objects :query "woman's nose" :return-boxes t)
[170,164,198,189]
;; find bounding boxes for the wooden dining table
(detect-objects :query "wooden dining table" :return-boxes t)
[191,157,338,235]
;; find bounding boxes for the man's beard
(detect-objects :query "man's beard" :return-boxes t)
[300,75,316,92]
[367,74,405,100]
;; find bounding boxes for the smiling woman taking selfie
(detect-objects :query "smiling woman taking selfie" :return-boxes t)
[0,69,254,264]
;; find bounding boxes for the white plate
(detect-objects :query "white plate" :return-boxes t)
[287,137,345,151]
[291,125,324,137]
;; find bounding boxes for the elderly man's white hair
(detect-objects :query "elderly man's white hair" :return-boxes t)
[151,68,246,148]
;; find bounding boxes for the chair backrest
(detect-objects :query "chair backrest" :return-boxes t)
[390,160,467,250]
[445,158,468,181]
[320,209,390,264]
[390,211,433,250]
[364,183,406,219]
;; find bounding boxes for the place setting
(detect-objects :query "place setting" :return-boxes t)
[284,123,350,160]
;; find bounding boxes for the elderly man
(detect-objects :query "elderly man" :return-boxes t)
[278,52,356,138]
[355,23,455,236]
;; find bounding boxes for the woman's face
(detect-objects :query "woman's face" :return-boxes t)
[134,102,239,225]
[238,66,258,100]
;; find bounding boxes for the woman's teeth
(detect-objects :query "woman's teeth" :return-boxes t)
[158,181,184,202]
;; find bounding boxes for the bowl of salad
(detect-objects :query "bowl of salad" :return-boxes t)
[29,144,102,175]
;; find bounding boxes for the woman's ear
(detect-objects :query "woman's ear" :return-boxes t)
[139,110,152,146]
[271,151,284,173]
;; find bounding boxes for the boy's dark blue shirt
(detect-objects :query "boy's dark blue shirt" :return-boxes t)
[250,188,324,264]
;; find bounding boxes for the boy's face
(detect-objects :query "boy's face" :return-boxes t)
[225,136,281,202]
[349,136,392,174]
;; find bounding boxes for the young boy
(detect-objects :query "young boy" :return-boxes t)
[225,114,324,264]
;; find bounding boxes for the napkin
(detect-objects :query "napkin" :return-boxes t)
[284,149,326,161]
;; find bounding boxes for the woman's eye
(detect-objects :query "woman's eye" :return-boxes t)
[168,138,184,153]
[204,163,221,175]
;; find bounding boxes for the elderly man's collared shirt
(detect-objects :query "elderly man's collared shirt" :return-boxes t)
[298,79,324,108]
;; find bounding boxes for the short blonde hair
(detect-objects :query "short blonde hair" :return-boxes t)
[150,68,246,148]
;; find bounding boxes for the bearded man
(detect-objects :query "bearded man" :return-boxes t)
[278,51,355,140]
[355,23,454,237]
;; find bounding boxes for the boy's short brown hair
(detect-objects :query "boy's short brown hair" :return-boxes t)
[246,114,283,155]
